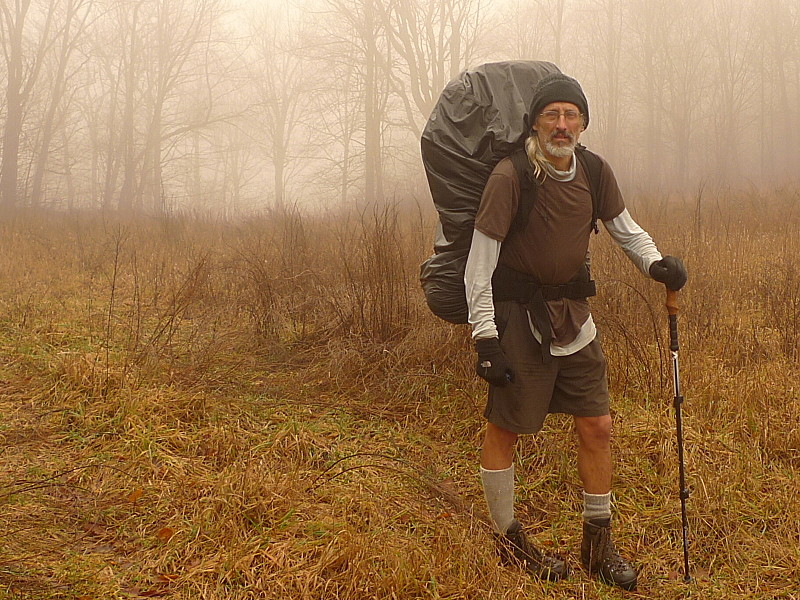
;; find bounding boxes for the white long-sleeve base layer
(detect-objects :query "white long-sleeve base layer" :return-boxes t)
[465,208,663,356]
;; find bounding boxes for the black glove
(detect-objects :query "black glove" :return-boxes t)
[649,256,688,291]
[475,338,514,387]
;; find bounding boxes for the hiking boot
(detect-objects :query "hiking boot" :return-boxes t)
[581,518,638,590]
[494,519,569,581]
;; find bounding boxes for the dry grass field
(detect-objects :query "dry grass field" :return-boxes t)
[0,194,798,599]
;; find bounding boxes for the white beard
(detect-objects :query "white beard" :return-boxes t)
[544,134,577,158]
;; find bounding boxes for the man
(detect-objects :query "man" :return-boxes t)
[465,72,687,590]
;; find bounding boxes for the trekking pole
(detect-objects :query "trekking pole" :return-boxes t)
[666,289,691,583]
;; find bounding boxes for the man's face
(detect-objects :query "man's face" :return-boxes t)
[533,101,584,161]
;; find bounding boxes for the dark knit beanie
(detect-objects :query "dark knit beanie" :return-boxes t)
[529,73,589,130]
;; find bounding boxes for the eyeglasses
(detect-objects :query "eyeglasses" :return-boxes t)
[539,110,583,125]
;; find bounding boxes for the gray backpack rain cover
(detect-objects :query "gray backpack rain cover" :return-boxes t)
[419,60,560,323]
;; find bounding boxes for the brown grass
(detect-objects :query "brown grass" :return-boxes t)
[0,195,798,599]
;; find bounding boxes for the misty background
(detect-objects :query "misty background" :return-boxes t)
[1,0,798,216]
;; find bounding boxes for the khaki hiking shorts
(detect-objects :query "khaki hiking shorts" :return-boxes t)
[484,301,610,434]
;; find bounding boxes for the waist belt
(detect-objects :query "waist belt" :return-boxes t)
[491,264,596,363]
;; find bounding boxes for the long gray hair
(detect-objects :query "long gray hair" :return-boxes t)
[524,134,550,182]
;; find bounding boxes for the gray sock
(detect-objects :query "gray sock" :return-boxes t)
[480,465,515,534]
[583,491,612,522]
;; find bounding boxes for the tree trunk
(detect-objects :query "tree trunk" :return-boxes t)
[363,0,383,204]
[30,0,85,208]
[0,1,28,209]
[0,72,23,208]
[118,3,141,213]
[62,126,75,210]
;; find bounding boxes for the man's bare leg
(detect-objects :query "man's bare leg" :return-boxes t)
[481,421,518,470]
[574,414,613,494]
[479,422,518,533]
[574,413,637,589]
[480,421,568,580]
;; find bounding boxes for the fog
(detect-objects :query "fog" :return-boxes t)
[1,0,798,215]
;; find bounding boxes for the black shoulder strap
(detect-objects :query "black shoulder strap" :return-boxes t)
[507,145,603,236]
[575,144,602,234]
[508,148,537,235]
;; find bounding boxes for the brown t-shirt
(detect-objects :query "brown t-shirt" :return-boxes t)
[474,153,625,346]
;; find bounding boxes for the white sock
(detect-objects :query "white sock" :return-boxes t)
[583,491,612,522]
[480,465,515,534]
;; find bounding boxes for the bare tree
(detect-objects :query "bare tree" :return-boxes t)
[324,0,390,204]
[248,1,311,212]
[0,0,58,208]
[492,0,548,61]
[657,0,707,190]
[606,0,708,190]
[756,0,799,181]
[379,0,482,136]
[579,0,624,167]
[707,0,758,185]
[29,0,93,208]
[215,121,260,216]
[314,58,363,205]
[624,0,671,188]
[85,0,231,213]
[494,0,568,66]
[113,0,145,212]
[363,0,384,204]
[136,0,223,213]
[539,0,567,66]
[76,17,128,210]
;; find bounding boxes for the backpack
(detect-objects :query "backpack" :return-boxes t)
[419,60,602,324]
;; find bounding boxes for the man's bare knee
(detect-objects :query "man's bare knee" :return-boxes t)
[481,422,519,469]
[574,415,612,450]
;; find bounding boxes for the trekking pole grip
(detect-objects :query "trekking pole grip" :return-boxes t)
[666,289,679,352]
